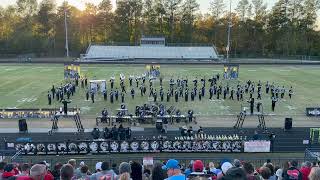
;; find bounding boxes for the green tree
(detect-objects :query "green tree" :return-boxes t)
[98,0,113,42]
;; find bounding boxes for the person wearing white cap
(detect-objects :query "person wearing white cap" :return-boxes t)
[74,161,86,178]
[217,162,233,179]
[95,162,102,173]
[90,162,117,180]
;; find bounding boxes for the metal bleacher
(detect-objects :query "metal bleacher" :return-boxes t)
[83,45,219,61]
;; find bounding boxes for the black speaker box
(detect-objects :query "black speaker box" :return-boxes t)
[18,119,28,132]
[284,118,292,130]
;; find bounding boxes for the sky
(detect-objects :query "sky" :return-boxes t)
[1,0,278,13]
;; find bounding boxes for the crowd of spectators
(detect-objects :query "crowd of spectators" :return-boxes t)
[0,158,320,180]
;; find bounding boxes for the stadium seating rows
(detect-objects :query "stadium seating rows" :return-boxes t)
[85,45,218,60]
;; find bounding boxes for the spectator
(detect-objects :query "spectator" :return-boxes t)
[112,164,119,175]
[275,168,283,180]
[312,162,318,167]
[51,163,63,180]
[162,159,185,180]
[74,162,86,178]
[119,173,131,180]
[184,162,193,177]
[188,160,210,179]
[90,162,116,180]
[0,162,7,180]
[300,161,312,180]
[151,162,167,180]
[130,162,142,180]
[265,163,276,180]
[220,167,246,180]
[217,162,232,179]
[308,167,320,180]
[72,165,90,180]
[16,164,30,177]
[60,164,74,180]
[143,169,151,180]
[242,162,259,180]
[233,160,241,168]
[95,162,102,173]
[30,164,47,180]
[119,162,131,176]
[259,167,271,180]
[37,162,53,180]
[2,164,16,180]
[283,160,302,180]
[68,160,77,170]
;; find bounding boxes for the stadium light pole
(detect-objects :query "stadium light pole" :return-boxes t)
[64,1,69,57]
[226,0,231,61]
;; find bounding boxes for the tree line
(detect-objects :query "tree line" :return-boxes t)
[0,0,319,58]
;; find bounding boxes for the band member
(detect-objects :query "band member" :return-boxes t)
[167,91,170,102]
[175,90,179,102]
[51,85,56,99]
[289,86,293,99]
[223,88,227,99]
[248,97,255,115]
[48,91,52,105]
[201,86,205,97]
[115,89,119,101]
[121,92,125,103]
[256,102,262,113]
[91,90,95,103]
[86,90,89,101]
[280,86,285,98]
[110,78,114,89]
[185,90,189,101]
[131,88,135,99]
[198,91,202,101]
[271,96,277,112]
[154,91,157,102]
[209,86,213,100]
[160,90,164,101]
[191,91,195,101]
[103,90,107,101]
[129,76,133,87]
[61,99,71,115]
[110,91,114,103]
[135,78,139,87]
[230,88,234,100]
[257,90,262,100]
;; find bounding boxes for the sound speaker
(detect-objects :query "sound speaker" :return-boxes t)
[156,119,163,130]
[284,118,292,130]
[18,119,28,132]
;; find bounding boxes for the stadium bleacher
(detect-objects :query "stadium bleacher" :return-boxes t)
[83,45,219,61]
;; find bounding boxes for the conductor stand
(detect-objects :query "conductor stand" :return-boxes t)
[48,115,59,135]
[256,103,267,133]
[233,109,246,133]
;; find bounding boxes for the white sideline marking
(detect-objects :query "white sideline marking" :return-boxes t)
[248,70,257,72]
[287,106,296,110]
[280,70,291,72]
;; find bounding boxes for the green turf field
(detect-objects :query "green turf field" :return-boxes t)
[0,64,319,117]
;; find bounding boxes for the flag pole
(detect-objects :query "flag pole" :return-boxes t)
[226,0,231,61]
[64,1,69,57]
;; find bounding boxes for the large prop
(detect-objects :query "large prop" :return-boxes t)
[64,64,81,79]
[90,80,107,93]
[146,65,160,78]
[224,64,239,79]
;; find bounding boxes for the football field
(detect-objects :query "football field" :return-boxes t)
[0,64,319,118]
